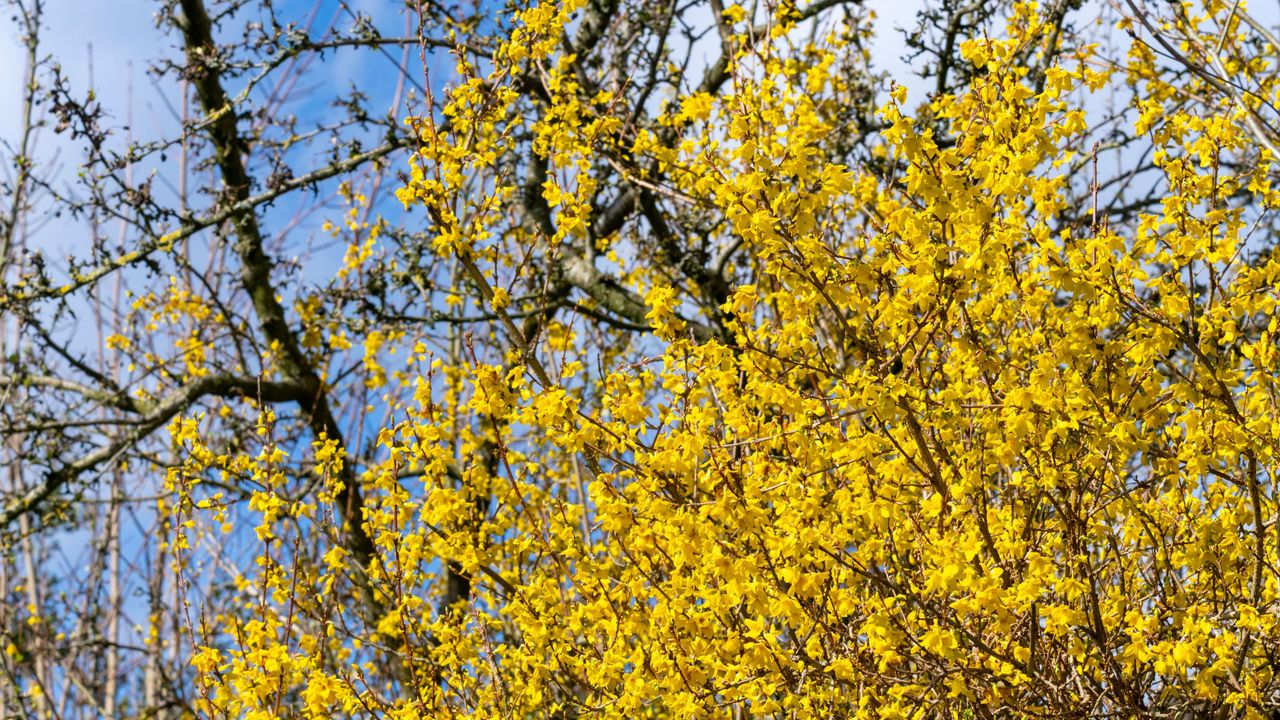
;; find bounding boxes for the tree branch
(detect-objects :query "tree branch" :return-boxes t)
[1,374,304,528]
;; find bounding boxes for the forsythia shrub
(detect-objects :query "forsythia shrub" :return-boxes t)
[164,1,1280,718]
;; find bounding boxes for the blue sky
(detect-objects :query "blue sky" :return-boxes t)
[0,0,931,664]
